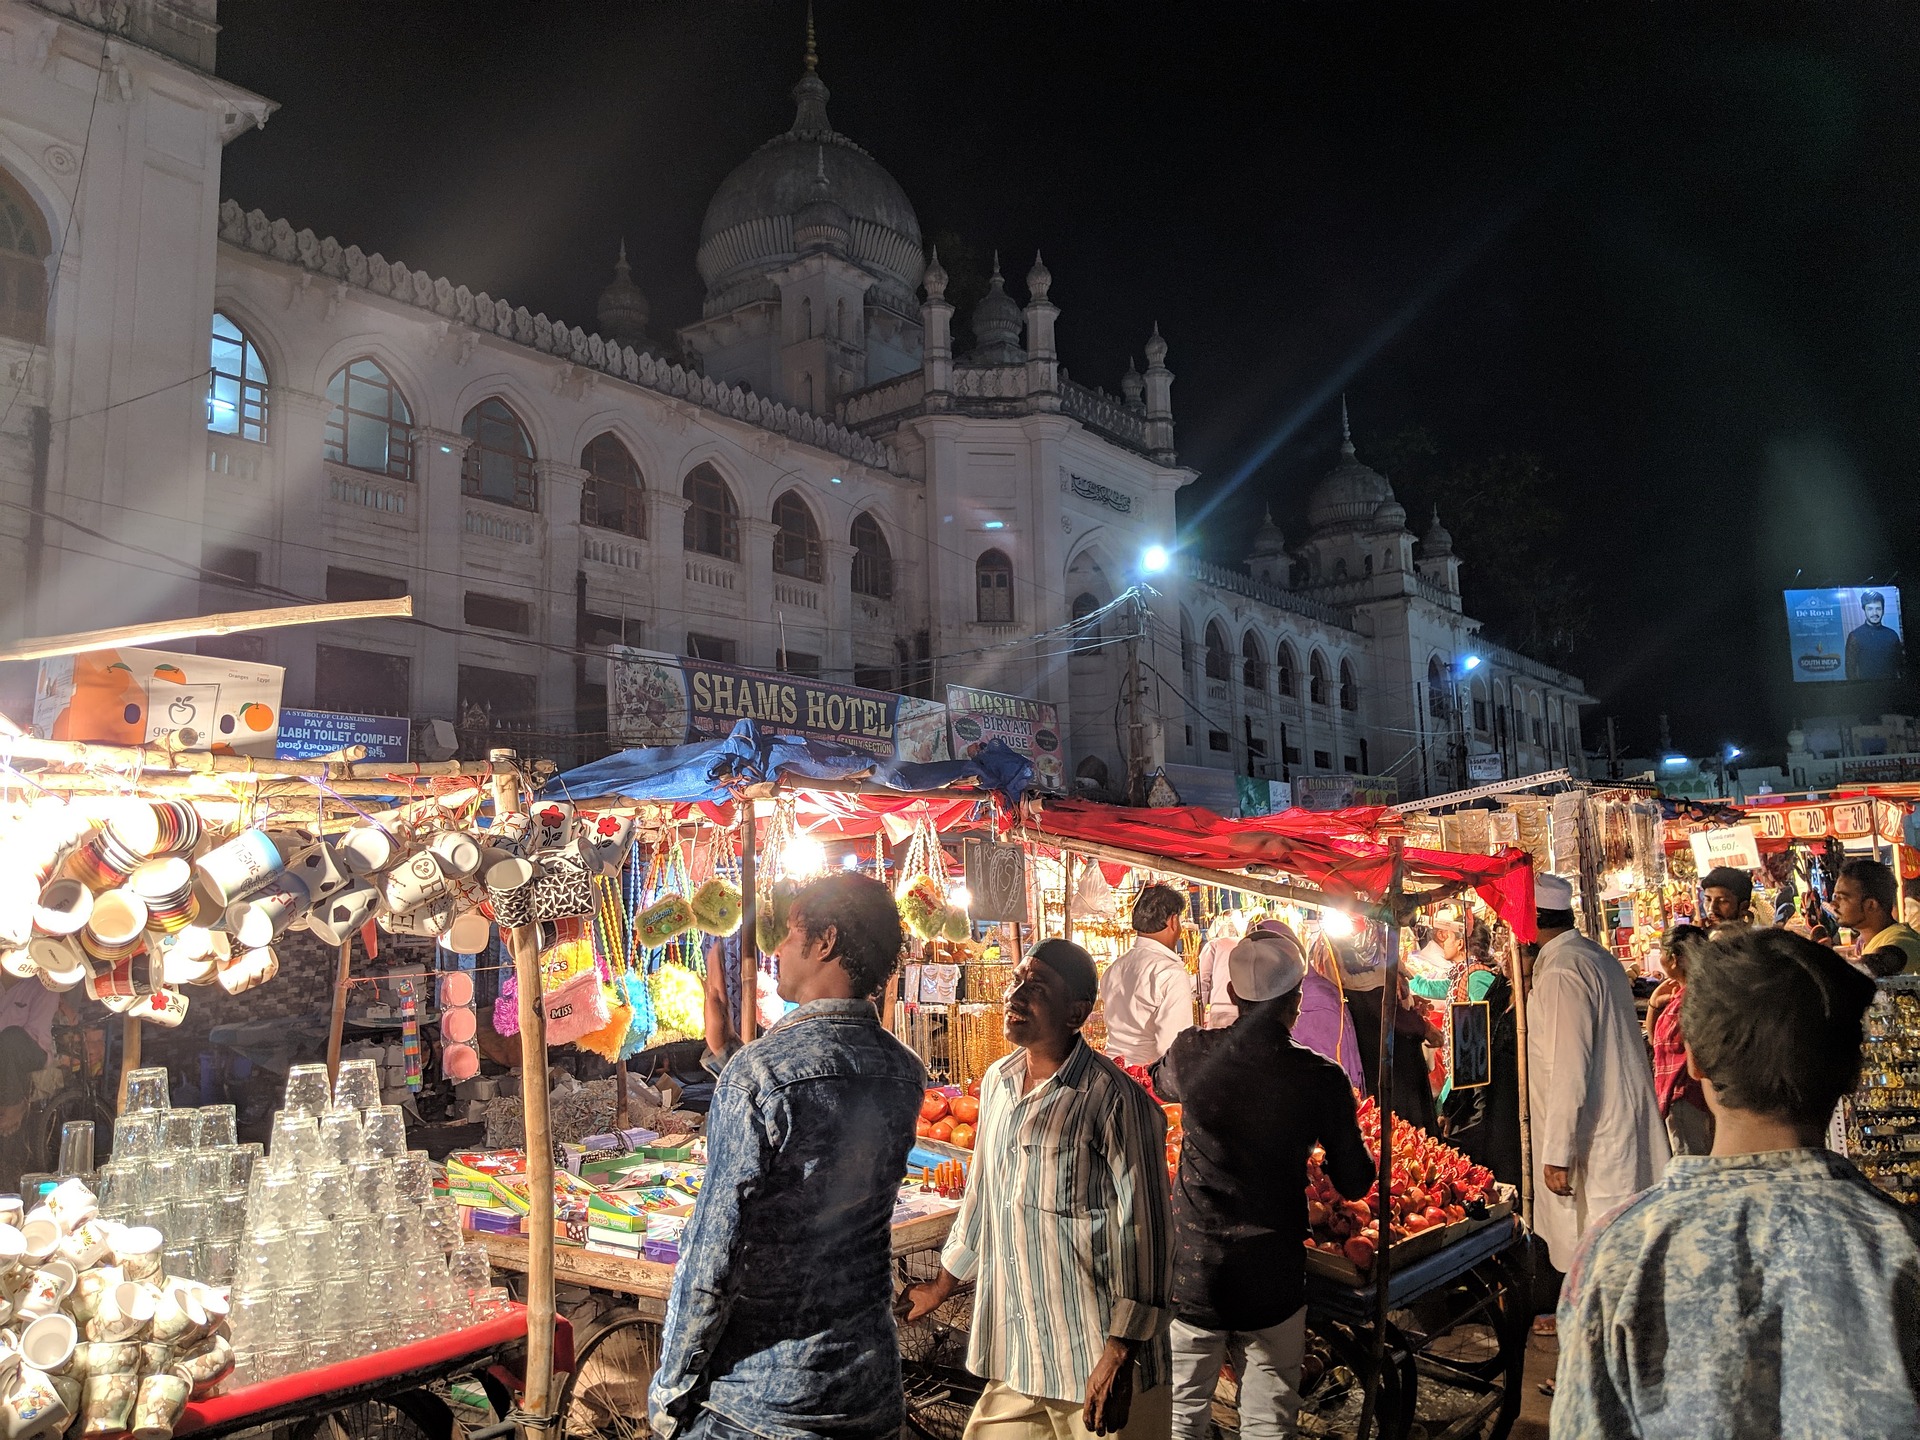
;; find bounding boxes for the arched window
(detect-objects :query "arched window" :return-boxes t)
[1309,650,1330,706]
[1276,642,1297,698]
[460,398,536,510]
[1204,622,1231,682]
[208,313,269,443]
[976,550,1013,623]
[683,464,739,560]
[0,171,49,345]
[801,373,814,411]
[1242,632,1267,691]
[580,433,645,537]
[772,490,823,582]
[1427,655,1448,719]
[323,358,415,481]
[851,512,893,599]
[1070,592,1103,654]
[1340,658,1359,712]
[836,299,847,339]
[1334,558,1348,580]
[800,297,813,339]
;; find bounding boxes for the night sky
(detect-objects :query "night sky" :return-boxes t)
[214,2,1920,764]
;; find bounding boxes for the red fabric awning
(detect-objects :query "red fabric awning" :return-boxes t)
[1029,800,1536,941]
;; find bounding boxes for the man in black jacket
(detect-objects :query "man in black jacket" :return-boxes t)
[1151,924,1373,1440]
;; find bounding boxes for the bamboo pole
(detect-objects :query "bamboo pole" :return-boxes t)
[1357,838,1406,1440]
[325,940,353,1087]
[0,733,538,783]
[739,804,759,1045]
[1508,925,1534,1229]
[489,750,555,1435]
[116,1016,141,1116]
[0,596,415,664]
[1035,829,1396,919]
[1063,853,1078,947]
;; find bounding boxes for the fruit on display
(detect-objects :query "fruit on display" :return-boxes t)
[1304,1098,1499,1272]
[930,1118,955,1142]
[690,878,743,936]
[948,1123,975,1150]
[915,1118,934,1138]
[920,1090,950,1124]
[949,1095,980,1125]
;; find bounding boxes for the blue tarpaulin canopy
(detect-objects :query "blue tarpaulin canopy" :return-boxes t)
[540,718,1033,808]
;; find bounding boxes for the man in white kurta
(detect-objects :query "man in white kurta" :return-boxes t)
[1100,883,1196,1067]
[1525,874,1668,1273]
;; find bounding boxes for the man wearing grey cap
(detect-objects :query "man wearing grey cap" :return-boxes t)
[1150,924,1373,1440]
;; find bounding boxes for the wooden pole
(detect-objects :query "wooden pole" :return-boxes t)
[489,750,555,1435]
[1063,853,1078,948]
[115,1016,141,1116]
[0,596,415,664]
[738,804,759,1045]
[614,1066,630,1132]
[0,732,535,782]
[325,940,353,1087]
[1508,925,1534,1229]
[1357,838,1406,1440]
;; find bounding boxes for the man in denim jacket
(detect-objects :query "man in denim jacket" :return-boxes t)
[649,873,926,1440]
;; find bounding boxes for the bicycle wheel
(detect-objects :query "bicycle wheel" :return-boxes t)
[289,1390,453,1440]
[900,1361,984,1440]
[556,1307,660,1440]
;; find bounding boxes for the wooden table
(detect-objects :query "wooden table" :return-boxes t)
[474,1209,958,1322]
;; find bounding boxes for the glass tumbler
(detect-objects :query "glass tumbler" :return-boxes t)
[332,1059,381,1115]
[166,1197,212,1245]
[319,1277,362,1331]
[162,1243,198,1280]
[268,1114,320,1171]
[309,1167,350,1220]
[145,1156,180,1203]
[283,1064,333,1117]
[273,1285,321,1342]
[185,1152,224,1195]
[334,1215,381,1265]
[121,1067,170,1114]
[210,1189,249,1240]
[346,1161,391,1215]
[447,1245,492,1297]
[160,1110,199,1151]
[200,1239,237,1287]
[110,1113,161,1161]
[228,1289,275,1347]
[220,1145,259,1190]
[360,1106,408,1160]
[194,1105,238,1149]
[317,1112,363,1167]
[374,1212,418,1269]
[418,1199,459,1254]
[391,1153,434,1204]
[288,1224,333,1285]
[248,1174,302,1232]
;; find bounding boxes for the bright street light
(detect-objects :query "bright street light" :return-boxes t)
[1661,754,1689,768]
[1141,544,1170,574]
[1725,745,1742,760]
[1460,654,1482,672]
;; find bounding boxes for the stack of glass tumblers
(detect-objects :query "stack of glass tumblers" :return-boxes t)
[226,1060,505,1381]
[93,1067,255,1286]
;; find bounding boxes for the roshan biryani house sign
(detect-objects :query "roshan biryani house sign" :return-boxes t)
[608,647,950,762]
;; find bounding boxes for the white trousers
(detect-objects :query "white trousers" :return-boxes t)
[1168,1308,1307,1440]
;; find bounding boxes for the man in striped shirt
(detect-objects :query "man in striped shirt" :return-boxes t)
[902,939,1173,1440]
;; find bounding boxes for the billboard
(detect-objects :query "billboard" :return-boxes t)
[1784,587,1904,683]
[33,647,283,758]
[608,647,949,763]
[1293,773,1401,811]
[944,686,1063,793]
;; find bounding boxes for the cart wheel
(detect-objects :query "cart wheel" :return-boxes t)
[290,1390,453,1440]
[557,1307,661,1440]
[900,1361,984,1440]
[1294,1321,1405,1439]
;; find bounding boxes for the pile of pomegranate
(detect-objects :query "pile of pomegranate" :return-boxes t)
[1305,1097,1498,1271]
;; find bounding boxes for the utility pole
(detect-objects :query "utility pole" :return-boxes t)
[1124,591,1148,805]
[1606,716,1620,780]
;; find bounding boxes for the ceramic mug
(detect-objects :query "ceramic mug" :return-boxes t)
[44,1179,96,1234]
[81,1344,137,1379]
[428,831,483,880]
[382,851,450,913]
[13,1272,63,1323]
[16,1222,57,1268]
[336,825,397,878]
[0,952,34,982]
[306,883,378,947]
[0,1227,25,1285]
[5,1364,72,1440]
[84,1283,151,1344]
[194,830,284,908]
[30,881,91,939]
[133,991,188,1029]
[146,1287,204,1349]
[56,1220,110,1271]
[17,1317,73,1377]
[130,1372,188,1440]
[27,937,89,994]
[224,872,310,950]
[80,892,148,959]
[107,1231,162,1286]
[81,1373,137,1437]
[214,949,276,997]
[286,842,351,902]
[483,858,538,930]
[167,1333,232,1397]
[378,897,456,938]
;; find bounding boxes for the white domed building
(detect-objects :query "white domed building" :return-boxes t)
[0,2,1589,801]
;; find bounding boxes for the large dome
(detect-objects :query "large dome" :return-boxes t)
[1306,406,1399,531]
[696,60,923,319]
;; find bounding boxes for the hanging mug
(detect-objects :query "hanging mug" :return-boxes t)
[529,851,593,922]
[286,842,351,903]
[335,825,397,878]
[484,858,538,931]
[195,830,283,907]
[30,881,92,939]
[383,851,450,912]
[306,883,378,947]
[428,832,483,880]
[224,872,311,950]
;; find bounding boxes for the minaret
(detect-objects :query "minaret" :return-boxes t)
[1121,357,1144,412]
[1024,251,1060,410]
[1144,323,1175,463]
[921,246,953,409]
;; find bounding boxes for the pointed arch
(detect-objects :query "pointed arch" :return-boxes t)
[684,463,740,560]
[324,357,416,481]
[0,167,49,345]
[1340,657,1359,712]
[1427,654,1448,719]
[460,397,537,510]
[208,312,270,443]
[1241,631,1267,691]
[976,549,1013,623]
[850,511,892,599]
[772,489,823,581]
[580,432,645,537]
[1309,648,1330,706]
[1204,620,1231,682]
[1276,640,1297,699]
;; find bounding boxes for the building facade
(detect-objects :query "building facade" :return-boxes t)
[0,0,1589,797]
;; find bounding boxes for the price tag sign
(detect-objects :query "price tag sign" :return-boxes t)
[1449,1000,1491,1091]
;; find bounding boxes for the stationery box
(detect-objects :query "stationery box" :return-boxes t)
[586,1225,644,1252]
[463,1207,525,1236]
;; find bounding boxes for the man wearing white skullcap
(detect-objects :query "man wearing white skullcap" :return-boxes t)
[1526,872,1669,1286]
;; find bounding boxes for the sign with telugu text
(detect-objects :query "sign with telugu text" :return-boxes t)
[609,648,950,763]
[275,708,411,763]
[945,686,1064,792]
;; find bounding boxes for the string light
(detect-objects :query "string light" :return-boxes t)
[781,834,827,877]
[1319,908,1356,939]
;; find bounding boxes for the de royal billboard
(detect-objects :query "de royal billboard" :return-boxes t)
[1784,587,1905,683]
[608,647,950,763]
